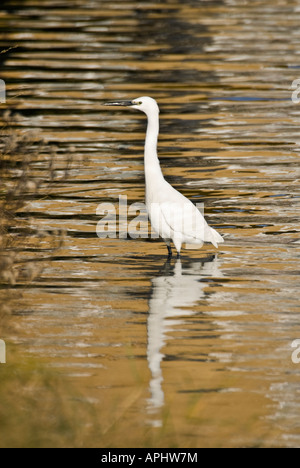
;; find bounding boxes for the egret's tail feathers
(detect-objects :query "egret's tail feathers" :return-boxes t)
[208,227,224,248]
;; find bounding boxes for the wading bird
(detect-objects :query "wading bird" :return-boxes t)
[105,96,223,257]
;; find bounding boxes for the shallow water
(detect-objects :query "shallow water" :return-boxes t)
[1,0,300,447]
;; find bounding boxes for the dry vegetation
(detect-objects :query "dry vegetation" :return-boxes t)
[0,104,90,447]
[0,111,61,321]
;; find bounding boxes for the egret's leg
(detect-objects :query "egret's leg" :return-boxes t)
[173,237,182,258]
[167,244,172,257]
[164,239,172,257]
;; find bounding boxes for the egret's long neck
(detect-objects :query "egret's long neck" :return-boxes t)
[144,111,163,180]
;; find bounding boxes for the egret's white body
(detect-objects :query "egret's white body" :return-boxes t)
[105,96,224,256]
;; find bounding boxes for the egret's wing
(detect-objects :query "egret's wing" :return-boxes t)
[159,200,224,247]
[159,201,207,241]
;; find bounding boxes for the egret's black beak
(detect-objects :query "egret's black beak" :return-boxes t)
[104,100,133,107]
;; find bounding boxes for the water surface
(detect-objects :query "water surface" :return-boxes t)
[1,0,300,447]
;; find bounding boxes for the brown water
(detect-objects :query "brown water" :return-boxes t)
[1,0,300,448]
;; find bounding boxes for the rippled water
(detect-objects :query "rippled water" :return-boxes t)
[1,0,300,447]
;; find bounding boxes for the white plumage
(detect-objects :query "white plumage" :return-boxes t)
[105,96,224,256]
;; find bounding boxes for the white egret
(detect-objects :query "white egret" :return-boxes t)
[105,96,224,257]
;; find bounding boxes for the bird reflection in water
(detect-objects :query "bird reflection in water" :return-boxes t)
[146,254,223,426]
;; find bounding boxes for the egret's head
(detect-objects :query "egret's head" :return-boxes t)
[105,96,159,115]
[130,96,159,114]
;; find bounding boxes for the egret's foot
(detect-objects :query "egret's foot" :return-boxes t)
[176,251,181,259]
